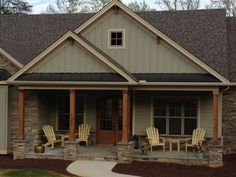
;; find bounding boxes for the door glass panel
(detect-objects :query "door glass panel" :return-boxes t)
[100,99,113,130]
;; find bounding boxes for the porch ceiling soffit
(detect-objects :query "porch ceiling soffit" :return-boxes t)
[0,48,24,68]
[74,0,229,84]
[7,31,137,84]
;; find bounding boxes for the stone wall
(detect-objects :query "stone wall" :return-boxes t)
[222,87,236,154]
[10,88,43,152]
[0,54,19,75]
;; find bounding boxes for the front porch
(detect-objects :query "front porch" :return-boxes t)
[12,87,223,166]
[25,144,209,165]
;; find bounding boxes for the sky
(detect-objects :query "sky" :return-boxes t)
[29,0,210,14]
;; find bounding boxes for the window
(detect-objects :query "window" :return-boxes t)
[57,96,85,131]
[108,29,125,49]
[153,98,198,136]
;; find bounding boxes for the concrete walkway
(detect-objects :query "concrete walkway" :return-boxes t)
[67,160,140,177]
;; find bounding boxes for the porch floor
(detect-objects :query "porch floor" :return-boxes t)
[26,145,208,165]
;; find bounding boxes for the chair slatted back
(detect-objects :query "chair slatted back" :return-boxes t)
[146,127,160,144]
[78,123,90,140]
[192,128,206,145]
[43,125,56,142]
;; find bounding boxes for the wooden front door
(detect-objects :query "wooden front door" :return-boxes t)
[97,97,122,145]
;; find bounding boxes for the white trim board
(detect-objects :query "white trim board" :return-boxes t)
[0,48,23,68]
[74,0,229,83]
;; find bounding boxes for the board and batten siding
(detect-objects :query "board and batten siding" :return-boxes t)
[29,42,112,73]
[0,86,8,154]
[82,10,206,74]
[134,92,216,138]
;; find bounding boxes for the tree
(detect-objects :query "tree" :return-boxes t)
[128,0,156,12]
[155,0,200,10]
[0,0,32,15]
[45,0,90,14]
[87,0,112,12]
[206,0,236,16]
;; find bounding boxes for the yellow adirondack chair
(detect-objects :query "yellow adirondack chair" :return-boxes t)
[76,123,91,146]
[185,128,206,152]
[42,125,64,148]
[146,127,165,152]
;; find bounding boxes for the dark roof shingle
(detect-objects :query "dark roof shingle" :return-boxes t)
[0,69,11,80]
[227,17,236,82]
[0,9,230,79]
[16,73,127,82]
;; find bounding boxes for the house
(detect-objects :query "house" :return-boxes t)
[0,0,235,164]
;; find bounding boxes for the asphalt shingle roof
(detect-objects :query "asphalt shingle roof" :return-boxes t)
[0,9,233,80]
[227,17,236,82]
[0,69,10,80]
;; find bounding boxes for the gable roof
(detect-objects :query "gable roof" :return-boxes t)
[0,5,230,82]
[8,31,137,83]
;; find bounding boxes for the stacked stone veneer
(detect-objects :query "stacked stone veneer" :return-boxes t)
[222,88,236,154]
[208,144,223,167]
[64,141,78,161]
[10,88,43,154]
[117,142,134,164]
[13,140,27,160]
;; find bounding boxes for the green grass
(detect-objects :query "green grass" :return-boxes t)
[0,169,66,177]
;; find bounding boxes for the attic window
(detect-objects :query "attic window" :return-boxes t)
[108,29,125,49]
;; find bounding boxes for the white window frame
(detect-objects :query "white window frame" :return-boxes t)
[151,96,200,137]
[108,29,126,49]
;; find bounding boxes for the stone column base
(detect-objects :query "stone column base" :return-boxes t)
[13,140,27,160]
[117,141,134,164]
[64,141,78,161]
[208,144,223,167]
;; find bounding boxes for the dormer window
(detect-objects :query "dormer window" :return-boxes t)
[108,29,125,49]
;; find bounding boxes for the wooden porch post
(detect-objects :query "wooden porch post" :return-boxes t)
[69,90,76,141]
[122,90,130,143]
[18,89,25,140]
[213,89,219,144]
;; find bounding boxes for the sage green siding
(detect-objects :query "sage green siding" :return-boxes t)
[0,86,8,154]
[30,43,112,73]
[82,10,206,74]
[134,92,215,138]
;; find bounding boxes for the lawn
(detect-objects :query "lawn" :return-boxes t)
[0,168,66,177]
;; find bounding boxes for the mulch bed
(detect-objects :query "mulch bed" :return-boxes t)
[112,154,236,177]
[0,155,72,176]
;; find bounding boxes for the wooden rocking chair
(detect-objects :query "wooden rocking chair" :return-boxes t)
[146,127,165,152]
[42,125,64,148]
[76,123,91,146]
[185,128,206,152]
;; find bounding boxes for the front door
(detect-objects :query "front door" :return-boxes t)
[97,97,122,145]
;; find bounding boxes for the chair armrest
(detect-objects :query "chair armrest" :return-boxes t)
[145,137,152,143]
[184,138,192,143]
[55,134,65,140]
[160,137,166,143]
